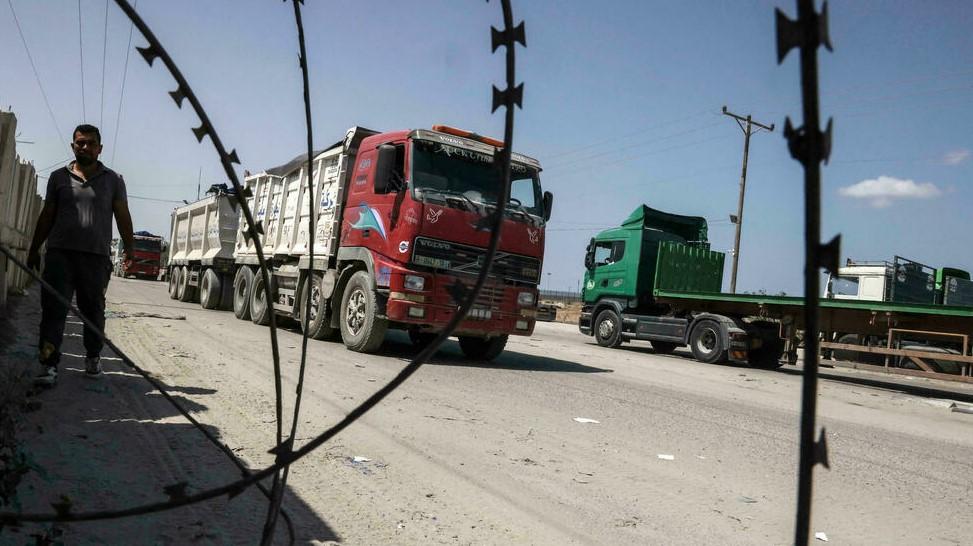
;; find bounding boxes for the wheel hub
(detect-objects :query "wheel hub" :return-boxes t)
[598,317,615,339]
[346,289,366,335]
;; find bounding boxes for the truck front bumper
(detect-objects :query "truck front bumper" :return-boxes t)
[386,297,536,337]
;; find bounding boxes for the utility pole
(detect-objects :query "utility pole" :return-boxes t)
[196,167,202,201]
[722,105,774,293]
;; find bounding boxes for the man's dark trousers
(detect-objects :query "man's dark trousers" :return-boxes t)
[39,249,113,364]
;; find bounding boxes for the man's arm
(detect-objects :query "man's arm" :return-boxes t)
[27,202,57,270]
[113,199,135,256]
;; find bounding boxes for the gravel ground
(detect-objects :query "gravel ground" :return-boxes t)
[3,277,972,545]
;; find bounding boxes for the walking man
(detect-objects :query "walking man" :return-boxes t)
[27,124,133,386]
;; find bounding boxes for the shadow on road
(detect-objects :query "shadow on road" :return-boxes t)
[9,317,340,545]
[380,332,614,373]
[778,366,973,404]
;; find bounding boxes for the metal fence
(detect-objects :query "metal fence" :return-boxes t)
[539,289,581,303]
[0,111,42,310]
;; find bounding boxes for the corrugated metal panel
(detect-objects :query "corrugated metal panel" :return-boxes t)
[653,241,724,294]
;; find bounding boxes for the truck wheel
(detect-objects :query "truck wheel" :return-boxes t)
[168,266,181,300]
[690,319,727,364]
[650,340,678,355]
[593,309,623,348]
[830,333,861,362]
[339,270,387,353]
[218,273,235,310]
[233,267,254,320]
[299,274,338,340]
[458,335,508,361]
[250,273,272,326]
[177,266,195,302]
[199,269,222,310]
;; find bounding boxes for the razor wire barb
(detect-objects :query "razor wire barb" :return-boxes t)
[260,1,315,543]
[775,1,837,544]
[0,0,524,534]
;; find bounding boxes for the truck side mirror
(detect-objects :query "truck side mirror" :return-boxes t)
[542,191,554,221]
[374,144,397,194]
[584,238,595,270]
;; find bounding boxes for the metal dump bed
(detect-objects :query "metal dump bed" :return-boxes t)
[234,126,376,265]
[168,192,239,266]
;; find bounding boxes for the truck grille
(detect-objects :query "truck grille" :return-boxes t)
[412,237,540,285]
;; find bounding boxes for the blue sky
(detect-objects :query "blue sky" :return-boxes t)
[3,1,972,295]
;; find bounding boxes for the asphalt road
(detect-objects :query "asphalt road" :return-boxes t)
[21,276,972,545]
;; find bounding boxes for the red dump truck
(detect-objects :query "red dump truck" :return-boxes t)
[113,231,163,280]
[168,125,553,359]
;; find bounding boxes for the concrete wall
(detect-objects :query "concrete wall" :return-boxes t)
[0,111,43,310]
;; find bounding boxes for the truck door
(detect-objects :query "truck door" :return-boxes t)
[586,239,629,297]
[343,143,408,267]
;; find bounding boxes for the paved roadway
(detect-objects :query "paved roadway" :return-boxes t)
[27,276,973,545]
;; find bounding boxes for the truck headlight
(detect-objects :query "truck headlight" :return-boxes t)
[404,275,425,291]
[517,291,535,306]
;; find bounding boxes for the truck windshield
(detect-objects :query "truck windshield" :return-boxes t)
[134,239,162,252]
[411,139,543,218]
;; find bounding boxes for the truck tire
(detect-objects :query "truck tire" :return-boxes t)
[650,340,678,355]
[233,267,254,320]
[177,266,195,302]
[250,273,272,326]
[690,319,727,364]
[299,274,338,340]
[830,333,861,363]
[199,269,222,310]
[339,270,387,353]
[219,273,235,310]
[458,335,508,361]
[168,266,180,300]
[593,309,623,348]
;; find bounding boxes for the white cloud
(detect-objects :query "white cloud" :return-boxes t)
[943,149,971,166]
[838,175,942,208]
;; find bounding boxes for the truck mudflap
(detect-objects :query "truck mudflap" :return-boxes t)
[579,308,593,335]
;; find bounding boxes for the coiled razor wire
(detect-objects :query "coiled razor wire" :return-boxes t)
[0,1,525,541]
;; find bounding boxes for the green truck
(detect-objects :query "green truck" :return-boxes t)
[578,204,973,378]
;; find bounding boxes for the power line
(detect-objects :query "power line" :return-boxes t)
[6,0,66,145]
[542,107,714,160]
[543,119,724,172]
[78,0,86,122]
[128,194,184,204]
[110,0,137,165]
[100,0,109,127]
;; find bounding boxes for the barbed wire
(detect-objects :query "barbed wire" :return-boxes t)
[0,2,524,542]
[775,1,835,544]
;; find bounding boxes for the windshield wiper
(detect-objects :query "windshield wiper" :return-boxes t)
[419,188,481,213]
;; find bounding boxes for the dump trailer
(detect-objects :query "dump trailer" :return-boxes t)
[169,125,553,359]
[579,204,973,380]
[114,231,164,279]
[167,189,239,309]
